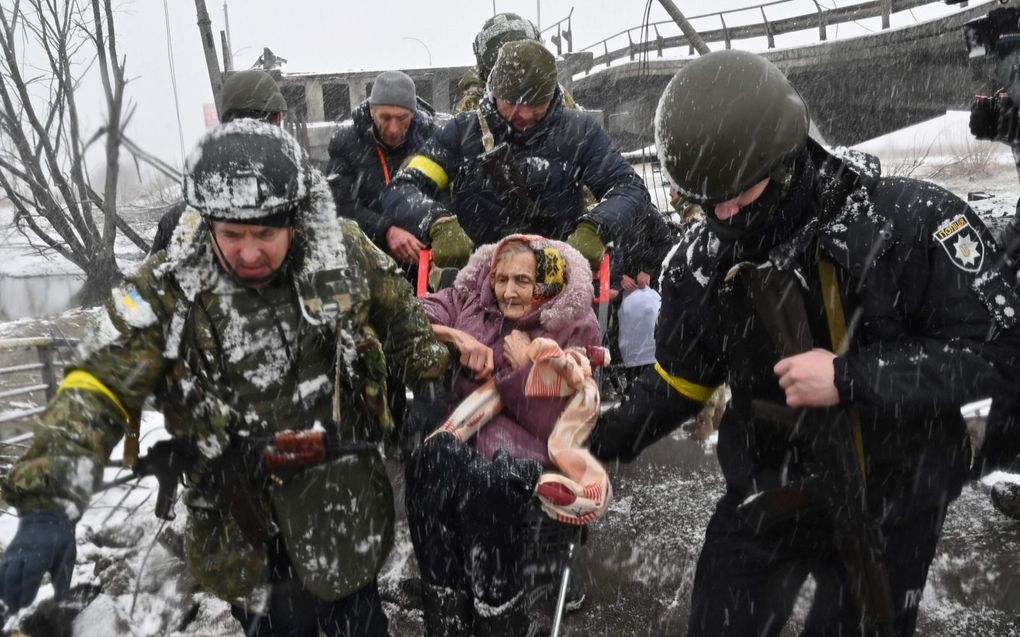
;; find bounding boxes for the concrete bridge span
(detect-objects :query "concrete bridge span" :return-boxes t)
[276,2,994,159]
[571,2,993,150]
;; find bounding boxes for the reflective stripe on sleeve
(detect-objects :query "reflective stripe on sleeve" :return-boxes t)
[406,155,450,190]
[59,370,130,422]
[654,362,716,404]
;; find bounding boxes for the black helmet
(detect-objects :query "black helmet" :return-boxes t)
[184,119,311,223]
[220,69,288,122]
[655,50,809,205]
[473,12,541,78]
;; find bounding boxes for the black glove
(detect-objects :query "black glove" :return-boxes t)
[485,449,542,517]
[403,383,450,459]
[0,509,76,616]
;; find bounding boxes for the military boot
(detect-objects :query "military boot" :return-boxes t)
[473,591,534,637]
[421,583,472,637]
[991,481,1020,520]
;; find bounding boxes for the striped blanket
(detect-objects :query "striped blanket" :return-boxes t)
[426,337,612,525]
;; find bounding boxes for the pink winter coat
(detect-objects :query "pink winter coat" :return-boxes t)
[421,237,602,467]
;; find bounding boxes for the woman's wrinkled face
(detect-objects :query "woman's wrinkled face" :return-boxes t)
[493,250,537,320]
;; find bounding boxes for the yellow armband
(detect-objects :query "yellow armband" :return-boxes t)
[59,370,130,422]
[406,155,450,190]
[654,362,716,403]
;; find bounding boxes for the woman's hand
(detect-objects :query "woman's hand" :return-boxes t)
[503,330,532,370]
[431,325,494,380]
[455,331,494,380]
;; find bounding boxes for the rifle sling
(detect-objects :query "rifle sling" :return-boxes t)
[475,110,537,212]
[476,110,495,153]
[816,250,867,479]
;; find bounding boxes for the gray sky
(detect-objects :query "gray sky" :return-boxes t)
[101,0,966,176]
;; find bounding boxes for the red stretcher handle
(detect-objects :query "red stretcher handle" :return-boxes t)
[416,249,433,298]
[595,252,611,305]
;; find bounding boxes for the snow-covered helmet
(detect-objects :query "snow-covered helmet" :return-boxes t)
[184,119,311,225]
[655,50,809,205]
[473,12,542,78]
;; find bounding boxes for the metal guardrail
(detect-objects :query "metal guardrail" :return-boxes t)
[541,8,575,56]
[0,337,78,427]
[579,0,931,70]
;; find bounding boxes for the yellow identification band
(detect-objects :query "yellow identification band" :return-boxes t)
[654,362,716,403]
[407,155,450,190]
[59,370,130,422]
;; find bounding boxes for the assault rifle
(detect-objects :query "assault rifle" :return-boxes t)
[128,430,377,545]
[733,264,896,636]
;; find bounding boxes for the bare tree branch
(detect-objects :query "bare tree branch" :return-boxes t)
[0,0,139,304]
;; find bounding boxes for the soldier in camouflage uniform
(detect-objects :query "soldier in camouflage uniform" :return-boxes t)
[0,121,448,636]
[455,12,578,114]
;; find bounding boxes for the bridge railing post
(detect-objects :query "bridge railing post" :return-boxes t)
[35,344,56,401]
[719,13,731,50]
[566,12,573,53]
[813,0,827,41]
[760,7,775,49]
[881,0,892,29]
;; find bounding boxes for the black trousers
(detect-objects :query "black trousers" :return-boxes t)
[230,537,390,637]
[687,489,946,637]
[405,439,534,607]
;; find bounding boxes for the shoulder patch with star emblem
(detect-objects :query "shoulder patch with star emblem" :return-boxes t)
[933,214,984,273]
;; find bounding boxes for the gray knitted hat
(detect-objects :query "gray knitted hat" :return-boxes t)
[369,70,417,111]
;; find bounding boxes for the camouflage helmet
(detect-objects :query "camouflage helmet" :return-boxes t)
[184,119,311,224]
[655,50,809,204]
[473,12,542,77]
[220,69,288,121]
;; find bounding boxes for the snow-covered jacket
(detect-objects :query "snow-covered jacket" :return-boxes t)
[1,174,449,605]
[326,98,438,249]
[592,139,1020,519]
[421,236,601,466]
[381,90,650,247]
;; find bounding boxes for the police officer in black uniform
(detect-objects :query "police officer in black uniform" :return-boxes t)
[590,50,1020,637]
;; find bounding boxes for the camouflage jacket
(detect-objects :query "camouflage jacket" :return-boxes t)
[2,174,448,605]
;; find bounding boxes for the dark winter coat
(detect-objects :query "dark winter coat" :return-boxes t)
[2,174,449,606]
[420,237,601,467]
[592,139,1020,519]
[148,201,187,255]
[326,98,438,249]
[611,204,680,287]
[381,91,650,246]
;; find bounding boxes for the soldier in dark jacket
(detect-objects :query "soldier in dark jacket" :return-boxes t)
[591,51,1020,637]
[0,122,448,636]
[382,40,649,269]
[326,70,440,265]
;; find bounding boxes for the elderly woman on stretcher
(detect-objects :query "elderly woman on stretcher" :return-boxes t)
[405,234,612,636]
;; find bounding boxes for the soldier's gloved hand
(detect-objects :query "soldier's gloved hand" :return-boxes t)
[567,221,605,269]
[0,509,76,616]
[429,217,474,268]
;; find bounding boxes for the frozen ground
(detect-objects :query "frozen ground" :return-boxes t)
[0,409,1016,636]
